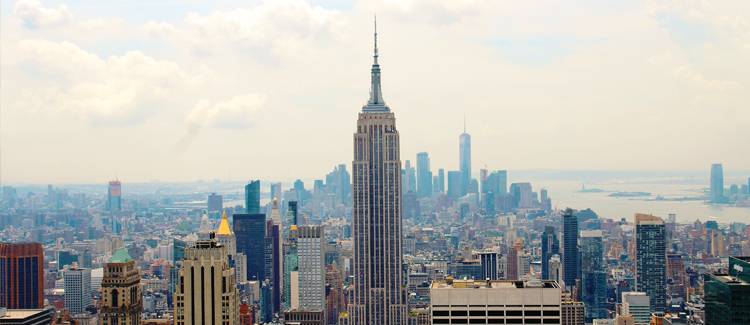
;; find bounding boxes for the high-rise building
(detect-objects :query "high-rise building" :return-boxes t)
[459,123,471,197]
[233,213,266,281]
[479,251,499,280]
[704,256,750,325]
[436,168,445,194]
[349,21,407,325]
[216,210,246,284]
[107,180,122,213]
[710,163,725,203]
[297,226,325,312]
[510,182,534,209]
[244,180,261,214]
[505,239,522,280]
[580,230,607,321]
[266,202,283,315]
[447,171,463,199]
[416,152,433,198]
[207,192,223,219]
[270,182,283,207]
[430,279,562,325]
[216,211,236,255]
[283,223,299,311]
[541,226,560,281]
[563,209,580,292]
[485,170,508,195]
[288,201,299,226]
[549,254,562,285]
[100,248,141,325]
[561,300,585,325]
[620,292,651,325]
[0,242,44,309]
[64,266,92,314]
[635,214,666,312]
[326,164,351,204]
[402,160,417,194]
[174,237,239,325]
[666,254,687,304]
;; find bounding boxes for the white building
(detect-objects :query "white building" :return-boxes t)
[621,292,651,325]
[430,279,562,324]
[297,225,325,312]
[64,266,92,314]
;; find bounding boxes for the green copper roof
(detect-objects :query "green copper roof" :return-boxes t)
[110,248,132,263]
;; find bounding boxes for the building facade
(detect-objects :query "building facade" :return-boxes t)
[233,213,266,282]
[430,279,562,325]
[349,21,407,325]
[63,266,92,314]
[174,237,238,325]
[710,163,725,203]
[541,226,560,281]
[634,214,666,312]
[580,230,607,321]
[562,209,579,291]
[704,256,750,325]
[100,248,142,325]
[244,180,261,214]
[0,242,44,309]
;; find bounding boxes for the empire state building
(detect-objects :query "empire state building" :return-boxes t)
[349,20,407,325]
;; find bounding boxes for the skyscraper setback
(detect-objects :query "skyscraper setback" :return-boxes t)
[349,21,407,325]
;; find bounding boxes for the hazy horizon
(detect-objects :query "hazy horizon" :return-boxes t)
[2,0,749,183]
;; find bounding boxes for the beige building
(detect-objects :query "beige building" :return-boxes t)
[561,301,585,325]
[174,236,238,325]
[100,248,142,325]
[430,279,562,324]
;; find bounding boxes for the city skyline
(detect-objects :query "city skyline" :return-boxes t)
[2,0,750,183]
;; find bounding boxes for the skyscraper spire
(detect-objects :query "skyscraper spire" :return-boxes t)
[374,15,378,65]
[364,15,388,112]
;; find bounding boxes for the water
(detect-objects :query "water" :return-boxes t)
[536,179,750,224]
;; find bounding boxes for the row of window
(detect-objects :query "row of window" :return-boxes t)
[433,310,560,317]
[433,318,560,324]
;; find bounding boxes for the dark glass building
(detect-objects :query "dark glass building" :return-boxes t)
[562,209,579,291]
[541,226,560,280]
[233,213,266,281]
[635,214,666,312]
[704,256,750,325]
[479,252,498,280]
[0,242,44,309]
[580,230,607,321]
[244,180,261,214]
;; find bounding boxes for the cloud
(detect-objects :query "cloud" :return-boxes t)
[186,94,267,130]
[145,0,342,60]
[13,0,72,28]
[12,40,202,126]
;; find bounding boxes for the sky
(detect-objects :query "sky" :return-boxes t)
[1,0,749,184]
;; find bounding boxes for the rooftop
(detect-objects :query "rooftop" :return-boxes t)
[109,248,132,263]
[432,279,560,290]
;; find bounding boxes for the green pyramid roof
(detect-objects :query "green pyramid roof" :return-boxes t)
[110,248,132,263]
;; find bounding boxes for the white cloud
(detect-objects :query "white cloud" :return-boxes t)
[145,0,342,60]
[13,0,72,28]
[12,40,203,125]
[186,94,266,130]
